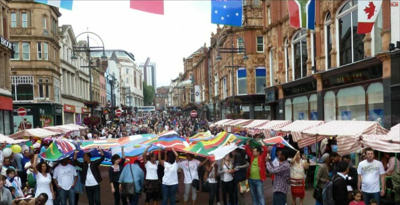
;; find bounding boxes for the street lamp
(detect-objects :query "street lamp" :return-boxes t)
[71,31,107,116]
[106,72,119,124]
[215,31,249,114]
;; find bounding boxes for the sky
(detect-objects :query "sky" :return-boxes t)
[59,1,217,87]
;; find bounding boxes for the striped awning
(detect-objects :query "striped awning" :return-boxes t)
[259,120,292,138]
[237,120,253,127]
[212,119,233,126]
[228,119,251,126]
[243,120,269,128]
[275,120,325,142]
[224,119,244,126]
[361,124,400,153]
[300,121,389,155]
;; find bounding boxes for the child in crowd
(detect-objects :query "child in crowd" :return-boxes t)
[9,187,16,200]
[5,168,23,198]
[349,190,365,205]
[23,184,34,198]
[369,199,378,205]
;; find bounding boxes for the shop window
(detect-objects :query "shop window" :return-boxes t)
[292,29,308,80]
[284,38,289,83]
[367,82,383,125]
[337,85,366,120]
[310,94,318,120]
[237,68,247,95]
[324,91,336,121]
[4,111,11,135]
[285,99,292,121]
[325,12,332,69]
[293,96,309,120]
[337,0,365,66]
[255,67,266,94]
[11,76,34,101]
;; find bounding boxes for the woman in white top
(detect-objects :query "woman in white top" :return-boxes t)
[204,160,218,205]
[143,146,160,205]
[218,153,234,205]
[32,154,55,205]
[159,148,179,205]
[290,151,309,205]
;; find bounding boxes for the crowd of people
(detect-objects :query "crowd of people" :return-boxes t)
[0,113,399,205]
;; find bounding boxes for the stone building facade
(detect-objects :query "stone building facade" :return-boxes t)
[154,86,169,110]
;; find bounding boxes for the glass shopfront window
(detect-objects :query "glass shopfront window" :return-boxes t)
[367,82,384,125]
[324,91,336,121]
[285,99,292,121]
[337,86,366,120]
[293,96,309,120]
[0,111,3,134]
[310,94,318,120]
[64,113,75,124]
[0,110,12,135]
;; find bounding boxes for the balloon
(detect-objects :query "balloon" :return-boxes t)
[11,145,22,153]
[2,148,12,157]
[26,141,33,147]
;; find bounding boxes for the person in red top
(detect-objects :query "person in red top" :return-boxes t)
[245,139,268,205]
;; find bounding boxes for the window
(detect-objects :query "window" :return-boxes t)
[237,38,244,53]
[337,0,365,66]
[22,12,27,28]
[237,68,247,95]
[43,17,46,29]
[126,68,129,74]
[22,43,30,60]
[44,43,48,60]
[284,39,289,83]
[222,77,227,99]
[11,76,34,101]
[292,29,308,80]
[324,91,336,121]
[11,12,16,28]
[293,96,309,120]
[269,50,274,86]
[285,99,292,121]
[325,13,332,69]
[256,36,264,52]
[12,43,19,60]
[267,6,271,25]
[310,94,318,120]
[134,71,137,87]
[214,73,219,96]
[37,42,42,60]
[38,78,44,98]
[255,67,266,94]
[45,78,49,98]
[126,78,129,83]
[367,82,383,125]
[337,86,366,120]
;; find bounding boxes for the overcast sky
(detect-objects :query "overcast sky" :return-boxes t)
[59,1,217,87]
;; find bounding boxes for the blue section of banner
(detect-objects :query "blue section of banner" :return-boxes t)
[211,0,243,27]
[60,0,73,10]
[306,0,315,30]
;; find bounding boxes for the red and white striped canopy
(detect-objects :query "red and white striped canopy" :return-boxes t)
[275,120,325,142]
[237,119,253,127]
[224,119,246,126]
[243,120,269,128]
[259,120,292,138]
[361,124,400,153]
[300,121,388,155]
[212,119,233,126]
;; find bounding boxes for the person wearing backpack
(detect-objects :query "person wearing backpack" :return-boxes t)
[331,161,350,205]
[314,156,332,205]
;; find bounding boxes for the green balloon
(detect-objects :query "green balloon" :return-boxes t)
[26,141,33,147]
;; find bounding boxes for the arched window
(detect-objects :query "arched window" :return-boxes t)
[325,12,332,69]
[367,82,383,124]
[292,29,308,81]
[324,91,336,121]
[285,99,292,121]
[284,38,289,83]
[336,0,365,66]
[293,96,309,120]
[337,85,366,120]
[310,94,318,120]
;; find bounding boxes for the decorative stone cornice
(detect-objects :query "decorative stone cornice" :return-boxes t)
[376,52,391,62]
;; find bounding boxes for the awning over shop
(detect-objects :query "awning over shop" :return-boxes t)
[9,128,62,139]
[211,119,233,126]
[224,119,246,126]
[275,120,325,142]
[258,120,292,138]
[361,124,400,153]
[300,121,388,155]
[243,120,269,128]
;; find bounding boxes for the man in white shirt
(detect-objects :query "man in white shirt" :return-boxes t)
[358,147,386,205]
[53,158,77,205]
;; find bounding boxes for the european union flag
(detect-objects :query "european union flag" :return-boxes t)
[211,0,243,27]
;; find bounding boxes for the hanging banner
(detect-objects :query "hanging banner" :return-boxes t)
[195,85,201,103]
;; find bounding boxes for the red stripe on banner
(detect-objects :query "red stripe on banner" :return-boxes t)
[288,0,300,28]
[357,22,374,34]
[130,0,164,15]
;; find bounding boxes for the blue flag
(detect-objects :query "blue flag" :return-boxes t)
[211,0,243,27]
[34,0,73,10]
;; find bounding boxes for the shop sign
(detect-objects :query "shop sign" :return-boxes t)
[323,65,382,88]
[64,104,76,113]
[0,36,13,50]
[0,96,13,110]
[283,81,317,97]
[55,108,62,114]
[82,108,90,113]
[265,91,276,103]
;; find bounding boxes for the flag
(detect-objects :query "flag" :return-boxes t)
[211,0,243,27]
[178,142,209,157]
[130,0,164,15]
[39,140,76,161]
[287,0,315,30]
[263,136,298,151]
[34,0,73,10]
[357,1,382,34]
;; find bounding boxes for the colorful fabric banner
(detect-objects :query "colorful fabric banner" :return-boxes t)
[130,0,164,15]
[357,1,382,34]
[34,0,73,10]
[189,132,213,142]
[39,140,76,161]
[287,0,315,30]
[211,0,243,27]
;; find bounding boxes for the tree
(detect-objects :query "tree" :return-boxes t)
[143,81,155,106]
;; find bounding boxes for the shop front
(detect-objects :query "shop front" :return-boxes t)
[63,104,75,124]
[220,95,265,119]
[0,95,13,135]
[12,103,63,133]
[81,108,90,125]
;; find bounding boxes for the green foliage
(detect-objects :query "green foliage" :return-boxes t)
[143,81,155,106]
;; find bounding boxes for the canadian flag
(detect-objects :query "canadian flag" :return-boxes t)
[357,1,382,34]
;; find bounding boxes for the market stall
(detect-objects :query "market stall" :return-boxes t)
[361,123,400,153]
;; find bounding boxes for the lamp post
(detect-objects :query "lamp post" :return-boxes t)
[71,32,108,116]
[106,73,119,124]
[215,31,249,115]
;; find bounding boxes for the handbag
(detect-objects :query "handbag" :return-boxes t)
[313,186,323,202]
[238,180,250,193]
[121,164,136,197]
[187,161,199,190]
[201,180,210,192]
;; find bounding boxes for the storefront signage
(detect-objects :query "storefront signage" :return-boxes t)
[82,108,90,113]
[0,96,13,110]
[0,36,13,50]
[55,108,62,114]
[64,104,76,113]
[265,91,276,103]
[283,81,317,97]
[323,65,382,88]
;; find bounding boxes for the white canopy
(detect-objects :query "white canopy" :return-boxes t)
[361,124,400,153]
[9,128,62,139]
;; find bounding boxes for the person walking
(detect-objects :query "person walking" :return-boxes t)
[314,155,332,205]
[159,148,179,205]
[32,155,55,205]
[266,149,291,205]
[233,151,249,205]
[245,140,268,205]
[73,148,105,205]
[358,147,386,204]
[118,160,144,205]
[218,154,234,205]
[53,158,78,205]
[332,161,350,205]
[204,159,219,205]
[109,148,126,205]
[143,146,160,205]
[290,152,309,205]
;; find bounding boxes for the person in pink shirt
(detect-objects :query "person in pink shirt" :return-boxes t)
[349,190,366,205]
